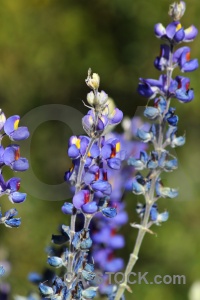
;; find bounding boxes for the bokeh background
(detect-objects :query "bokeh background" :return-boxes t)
[0,0,200,299]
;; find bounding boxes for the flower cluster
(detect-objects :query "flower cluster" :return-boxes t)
[114,2,198,300]
[0,112,29,228]
[90,116,147,297]
[134,0,198,213]
[39,70,124,299]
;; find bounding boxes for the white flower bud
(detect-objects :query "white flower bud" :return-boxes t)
[85,69,100,90]
[96,91,108,106]
[87,91,95,106]
[168,1,186,21]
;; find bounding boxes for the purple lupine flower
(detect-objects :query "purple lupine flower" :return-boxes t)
[137,75,168,98]
[0,175,26,204]
[89,116,148,297]
[83,165,112,198]
[82,110,109,136]
[3,115,29,141]
[3,145,29,171]
[154,21,198,43]
[72,189,98,214]
[0,111,29,228]
[136,203,169,225]
[169,76,194,102]
[0,208,21,228]
[154,44,170,71]
[173,46,199,72]
[101,138,125,170]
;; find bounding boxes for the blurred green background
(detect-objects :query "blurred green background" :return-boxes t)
[0,0,200,299]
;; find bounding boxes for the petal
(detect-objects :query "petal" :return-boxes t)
[84,172,96,185]
[61,202,74,215]
[157,211,169,222]
[137,129,152,142]
[137,83,154,98]
[47,256,63,268]
[107,158,121,170]
[171,136,185,147]
[9,192,27,203]
[154,23,166,38]
[68,144,80,159]
[174,28,185,43]
[109,108,123,125]
[0,111,6,131]
[5,218,21,228]
[167,115,179,126]
[144,107,159,119]
[150,207,158,221]
[3,145,18,165]
[82,115,94,133]
[80,236,92,250]
[181,59,199,72]
[39,283,54,296]
[173,46,189,62]
[132,179,145,195]
[4,115,20,135]
[184,25,198,42]
[84,263,95,272]
[164,159,178,171]
[101,144,112,159]
[163,188,178,198]
[80,137,89,155]
[4,208,18,218]
[97,116,107,131]
[101,207,117,218]
[73,190,89,209]
[166,22,178,39]
[91,180,112,196]
[82,201,98,214]
[90,143,100,158]
[10,127,29,141]
[6,178,21,192]
[82,287,97,299]
[176,89,194,102]
[12,158,29,171]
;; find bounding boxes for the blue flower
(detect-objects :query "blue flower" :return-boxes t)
[138,75,168,99]
[169,76,194,103]
[173,46,198,72]
[3,145,29,171]
[81,287,97,299]
[47,256,63,268]
[4,115,29,141]
[154,21,198,43]
[61,202,74,215]
[0,208,21,228]
[101,138,125,170]
[156,179,178,198]
[154,44,170,71]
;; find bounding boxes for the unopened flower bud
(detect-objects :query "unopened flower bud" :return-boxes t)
[96,91,108,106]
[85,68,100,90]
[168,1,186,21]
[87,91,95,106]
